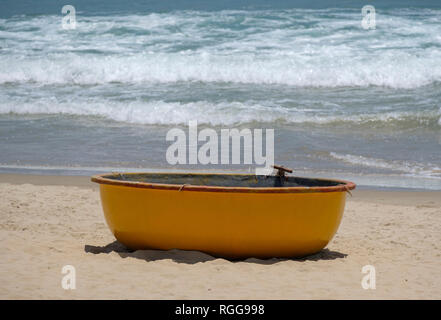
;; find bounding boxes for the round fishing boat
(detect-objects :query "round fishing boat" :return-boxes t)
[91,171,355,259]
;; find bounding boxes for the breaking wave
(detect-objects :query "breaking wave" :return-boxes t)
[1,9,441,88]
[1,99,440,127]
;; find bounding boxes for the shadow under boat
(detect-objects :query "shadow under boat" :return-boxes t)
[84,241,347,265]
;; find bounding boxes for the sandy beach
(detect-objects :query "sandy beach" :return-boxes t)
[0,173,440,299]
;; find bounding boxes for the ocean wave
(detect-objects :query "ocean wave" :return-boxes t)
[1,99,440,127]
[1,9,441,89]
[329,152,441,178]
[1,53,441,89]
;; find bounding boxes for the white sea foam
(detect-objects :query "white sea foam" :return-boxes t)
[1,52,440,88]
[1,8,441,189]
[1,9,441,88]
[1,99,439,126]
[329,152,441,178]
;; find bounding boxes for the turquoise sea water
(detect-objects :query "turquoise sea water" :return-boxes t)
[0,1,441,189]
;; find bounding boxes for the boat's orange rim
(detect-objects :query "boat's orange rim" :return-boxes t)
[91,172,356,194]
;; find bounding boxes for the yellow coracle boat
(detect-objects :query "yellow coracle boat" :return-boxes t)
[91,167,355,259]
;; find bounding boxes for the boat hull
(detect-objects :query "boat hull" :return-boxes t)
[98,181,348,258]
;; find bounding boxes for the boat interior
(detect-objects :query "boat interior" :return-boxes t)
[103,173,344,188]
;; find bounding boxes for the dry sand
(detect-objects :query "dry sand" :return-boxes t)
[0,173,440,299]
